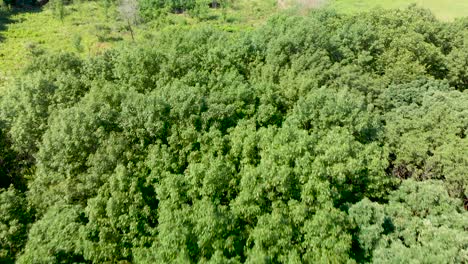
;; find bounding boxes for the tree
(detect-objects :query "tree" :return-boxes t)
[0,187,31,263]
[350,180,468,263]
[0,123,26,191]
[17,204,86,264]
[119,0,138,41]
[382,79,468,198]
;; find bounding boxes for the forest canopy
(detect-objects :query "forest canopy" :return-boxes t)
[0,4,467,263]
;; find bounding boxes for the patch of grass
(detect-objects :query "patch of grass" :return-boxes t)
[329,0,468,21]
[0,2,127,80]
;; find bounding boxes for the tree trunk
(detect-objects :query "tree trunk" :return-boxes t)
[127,19,134,41]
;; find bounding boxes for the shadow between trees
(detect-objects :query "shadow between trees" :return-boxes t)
[0,9,13,42]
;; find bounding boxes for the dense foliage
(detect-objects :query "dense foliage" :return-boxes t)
[0,5,467,263]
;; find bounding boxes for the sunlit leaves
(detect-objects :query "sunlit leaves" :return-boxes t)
[1,6,467,263]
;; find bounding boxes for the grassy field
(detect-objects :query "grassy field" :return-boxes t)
[0,1,127,91]
[0,0,278,90]
[0,2,128,75]
[329,0,468,21]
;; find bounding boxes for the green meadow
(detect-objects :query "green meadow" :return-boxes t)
[329,0,468,21]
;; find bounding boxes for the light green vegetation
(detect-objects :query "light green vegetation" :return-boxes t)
[0,0,278,91]
[0,2,124,80]
[329,0,468,21]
